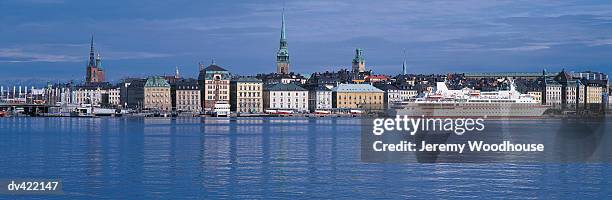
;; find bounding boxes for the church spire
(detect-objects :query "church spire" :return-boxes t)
[276,7,290,74]
[402,49,407,75]
[280,7,286,41]
[88,34,96,67]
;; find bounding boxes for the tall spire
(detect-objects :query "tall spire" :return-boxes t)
[88,34,96,67]
[402,49,407,75]
[276,6,290,74]
[280,7,286,41]
[95,53,102,68]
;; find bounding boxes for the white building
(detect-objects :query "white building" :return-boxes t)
[72,83,121,107]
[545,80,562,108]
[263,83,309,112]
[308,86,332,112]
[399,90,418,101]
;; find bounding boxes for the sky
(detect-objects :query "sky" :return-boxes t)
[2,0,612,83]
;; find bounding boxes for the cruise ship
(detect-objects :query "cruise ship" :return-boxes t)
[390,81,549,118]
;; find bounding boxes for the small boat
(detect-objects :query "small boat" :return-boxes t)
[0,111,8,117]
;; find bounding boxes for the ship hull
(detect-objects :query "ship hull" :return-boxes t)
[390,103,549,118]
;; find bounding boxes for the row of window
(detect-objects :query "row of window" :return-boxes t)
[238,85,261,91]
[337,95,382,101]
[271,104,308,109]
[239,92,260,97]
[272,98,307,102]
[146,100,169,104]
[272,92,307,97]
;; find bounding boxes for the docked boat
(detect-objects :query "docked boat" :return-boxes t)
[213,101,230,117]
[390,81,549,118]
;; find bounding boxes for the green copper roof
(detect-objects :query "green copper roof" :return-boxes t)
[145,76,170,87]
[276,8,289,63]
[353,48,364,63]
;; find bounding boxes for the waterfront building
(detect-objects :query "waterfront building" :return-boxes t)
[144,76,171,111]
[585,83,604,105]
[263,83,308,112]
[527,91,542,103]
[120,78,146,109]
[332,84,384,110]
[104,87,121,107]
[544,79,562,108]
[276,9,290,74]
[72,82,118,107]
[175,79,201,113]
[352,48,365,73]
[85,35,105,84]
[399,89,418,101]
[553,70,585,110]
[230,77,263,113]
[374,84,402,109]
[307,85,332,112]
[198,61,231,112]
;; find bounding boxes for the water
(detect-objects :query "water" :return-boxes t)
[0,117,611,199]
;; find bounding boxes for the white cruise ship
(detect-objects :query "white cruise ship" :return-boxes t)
[390,81,549,118]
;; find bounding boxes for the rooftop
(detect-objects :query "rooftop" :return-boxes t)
[464,72,557,77]
[232,77,262,83]
[266,82,307,91]
[203,64,227,72]
[145,76,170,87]
[332,84,384,93]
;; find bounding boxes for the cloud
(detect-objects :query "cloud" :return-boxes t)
[104,51,173,60]
[0,48,80,62]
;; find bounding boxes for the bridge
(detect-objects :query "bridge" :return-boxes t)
[0,103,55,115]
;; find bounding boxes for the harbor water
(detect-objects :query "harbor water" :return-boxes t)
[0,117,611,199]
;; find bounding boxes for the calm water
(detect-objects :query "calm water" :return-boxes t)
[0,117,611,199]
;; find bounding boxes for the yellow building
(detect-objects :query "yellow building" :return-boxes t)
[586,84,603,104]
[332,84,384,110]
[144,76,171,111]
[230,77,263,113]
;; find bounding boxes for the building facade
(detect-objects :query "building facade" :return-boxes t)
[308,86,333,112]
[263,83,308,112]
[527,91,542,103]
[332,84,384,110]
[120,78,146,109]
[544,80,562,108]
[230,77,263,113]
[72,83,118,107]
[175,79,201,112]
[144,76,171,111]
[374,84,402,109]
[198,62,230,112]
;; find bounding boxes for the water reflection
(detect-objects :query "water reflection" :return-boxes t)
[0,117,610,198]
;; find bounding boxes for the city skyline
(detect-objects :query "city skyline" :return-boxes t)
[2,1,612,81]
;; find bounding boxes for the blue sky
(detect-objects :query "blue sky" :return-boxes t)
[2,0,612,82]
